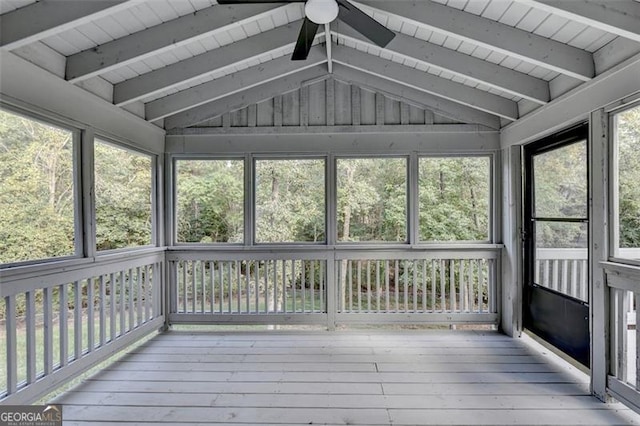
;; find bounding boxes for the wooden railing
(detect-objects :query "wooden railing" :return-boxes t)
[0,249,165,404]
[167,247,500,326]
[535,248,588,301]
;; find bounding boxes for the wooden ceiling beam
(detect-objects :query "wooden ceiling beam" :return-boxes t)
[332,46,518,121]
[65,3,284,82]
[114,20,311,106]
[0,0,136,50]
[162,58,328,129]
[517,0,640,43]
[358,0,595,81]
[332,64,501,129]
[333,25,549,105]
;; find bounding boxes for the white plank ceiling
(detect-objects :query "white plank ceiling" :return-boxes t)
[1,0,639,130]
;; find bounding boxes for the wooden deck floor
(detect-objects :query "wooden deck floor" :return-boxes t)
[55,330,640,425]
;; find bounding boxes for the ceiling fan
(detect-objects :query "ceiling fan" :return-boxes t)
[217,0,395,60]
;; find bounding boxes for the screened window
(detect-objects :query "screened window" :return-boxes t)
[337,158,407,242]
[175,159,244,243]
[255,159,325,243]
[0,108,76,264]
[613,104,640,262]
[95,140,153,251]
[419,157,490,242]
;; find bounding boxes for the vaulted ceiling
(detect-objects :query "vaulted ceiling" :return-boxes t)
[1,0,639,131]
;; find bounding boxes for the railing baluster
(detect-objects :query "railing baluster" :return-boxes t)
[422,260,427,312]
[210,261,216,314]
[255,261,260,314]
[449,260,456,313]
[145,265,151,322]
[376,261,381,312]
[74,281,82,361]
[439,260,445,313]
[347,261,353,313]
[218,262,224,314]
[479,260,485,313]
[228,262,234,314]
[364,261,370,312]
[468,261,474,312]
[136,266,143,327]
[99,275,106,347]
[182,261,187,313]
[43,287,53,375]
[319,261,325,312]
[430,260,436,312]
[561,260,569,296]
[6,295,17,394]
[459,261,465,313]
[543,260,550,289]
[310,261,316,312]
[190,261,196,314]
[403,260,409,312]
[552,259,559,292]
[292,260,297,313]
[87,277,95,351]
[246,261,251,313]
[26,291,36,383]
[109,273,116,341]
[60,283,68,368]
[128,269,134,332]
[357,261,362,313]
[412,260,418,312]
[272,260,277,313]
[118,271,124,336]
[236,260,242,313]
[394,260,400,312]
[201,261,206,314]
[301,261,306,313]
[489,259,496,313]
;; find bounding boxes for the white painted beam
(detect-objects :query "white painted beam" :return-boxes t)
[164,65,329,129]
[358,0,594,81]
[65,3,283,82]
[325,24,333,74]
[0,0,136,50]
[114,21,309,106]
[333,24,549,104]
[0,51,164,153]
[332,46,518,121]
[517,0,640,43]
[501,51,640,147]
[333,64,501,129]
[146,47,326,122]
[166,125,500,154]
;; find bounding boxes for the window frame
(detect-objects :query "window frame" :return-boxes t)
[608,100,640,267]
[334,154,410,245]
[252,155,328,246]
[172,155,246,246]
[93,135,158,254]
[417,153,494,245]
[0,104,83,268]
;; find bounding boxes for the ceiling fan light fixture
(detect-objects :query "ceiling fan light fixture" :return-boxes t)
[305,0,339,24]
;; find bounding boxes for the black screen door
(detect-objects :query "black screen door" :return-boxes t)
[523,124,590,367]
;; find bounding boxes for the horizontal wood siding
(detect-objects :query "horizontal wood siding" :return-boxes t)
[191,78,462,129]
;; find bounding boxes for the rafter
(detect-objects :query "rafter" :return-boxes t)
[65,3,284,82]
[333,24,549,105]
[332,46,518,120]
[114,21,316,106]
[517,0,640,43]
[0,0,136,50]
[146,47,326,122]
[357,0,594,81]
[332,64,501,129]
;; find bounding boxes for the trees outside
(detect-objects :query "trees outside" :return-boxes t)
[0,109,75,264]
[176,159,243,243]
[94,140,152,251]
[419,157,490,242]
[616,105,640,252]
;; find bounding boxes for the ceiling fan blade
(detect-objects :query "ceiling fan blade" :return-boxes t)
[292,17,319,61]
[217,1,303,4]
[336,0,394,48]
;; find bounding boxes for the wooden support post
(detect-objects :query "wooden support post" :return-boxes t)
[590,108,610,401]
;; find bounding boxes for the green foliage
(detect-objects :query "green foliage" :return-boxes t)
[94,141,152,251]
[176,160,243,243]
[419,157,490,241]
[338,158,407,242]
[0,109,75,264]
[617,105,640,249]
[255,159,325,243]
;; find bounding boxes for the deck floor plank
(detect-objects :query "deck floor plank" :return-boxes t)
[55,330,640,425]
